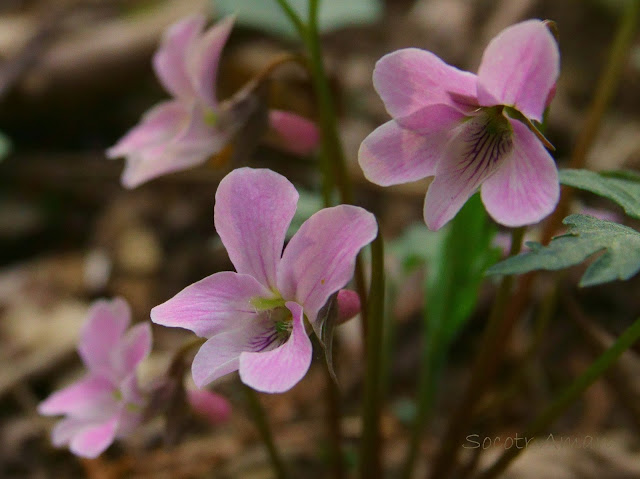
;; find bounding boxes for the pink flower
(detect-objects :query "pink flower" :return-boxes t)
[359,20,560,230]
[107,15,319,188]
[151,168,377,393]
[38,298,152,458]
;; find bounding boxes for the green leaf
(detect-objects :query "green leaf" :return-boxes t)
[425,194,500,346]
[286,189,323,238]
[487,214,640,287]
[559,168,640,219]
[214,0,383,39]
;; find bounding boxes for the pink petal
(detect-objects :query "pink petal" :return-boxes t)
[214,168,298,290]
[481,119,559,227]
[277,205,377,323]
[477,20,559,122]
[188,16,235,109]
[191,318,276,388]
[239,302,312,393]
[38,375,115,418]
[69,416,119,458]
[424,113,514,230]
[396,103,466,135]
[152,15,205,100]
[120,104,229,189]
[151,271,274,337]
[106,101,190,160]
[358,120,447,186]
[51,418,85,447]
[111,323,152,380]
[187,389,232,425]
[78,298,130,372]
[268,110,320,155]
[373,48,477,118]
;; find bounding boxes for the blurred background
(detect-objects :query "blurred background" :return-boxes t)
[1,0,639,477]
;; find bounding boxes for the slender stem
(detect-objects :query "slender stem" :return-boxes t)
[428,227,525,479]
[324,360,345,479]
[475,317,640,479]
[542,0,640,242]
[243,385,289,479]
[359,232,385,479]
[273,0,307,38]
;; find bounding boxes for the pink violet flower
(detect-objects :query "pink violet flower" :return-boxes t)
[107,15,319,189]
[151,167,377,393]
[38,298,152,458]
[187,389,232,426]
[358,19,560,230]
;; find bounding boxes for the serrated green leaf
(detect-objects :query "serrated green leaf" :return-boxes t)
[214,0,383,39]
[487,214,640,287]
[560,168,640,219]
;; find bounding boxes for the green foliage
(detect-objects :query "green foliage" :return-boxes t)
[425,194,500,347]
[487,214,640,287]
[560,168,640,219]
[286,189,323,238]
[213,0,383,39]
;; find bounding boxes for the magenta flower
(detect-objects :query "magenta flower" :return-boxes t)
[38,298,151,458]
[107,15,319,188]
[359,20,560,230]
[151,168,377,393]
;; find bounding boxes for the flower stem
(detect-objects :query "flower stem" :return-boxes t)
[475,316,640,479]
[324,360,345,479]
[428,227,525,479]
[542,0,640,242]
[243,385,289,479]
[359,232,385,479]
[273,0,307,38]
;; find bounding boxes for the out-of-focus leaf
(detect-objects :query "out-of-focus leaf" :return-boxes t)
[487,214,640,287]
[388,223,444,273]
[560,168,640,219]
[214,0,383,39]
[0,132,11,162]
[426,194,500,346]
[287,189,323,238]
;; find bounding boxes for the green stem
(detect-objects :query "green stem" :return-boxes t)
[475,317,640,479]
[359,232,385,479]
[243,385,289,479]
[324,361,345,479]
[428,227,525,479]
[273,0,307,38]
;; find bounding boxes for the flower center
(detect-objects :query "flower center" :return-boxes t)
[203,109,218,127]
[461,107,513,170]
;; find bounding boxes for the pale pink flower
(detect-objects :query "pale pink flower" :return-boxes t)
[107,15,319,188]
[38,298,151,458]
[359,20,560,230]
[151,168,377,393]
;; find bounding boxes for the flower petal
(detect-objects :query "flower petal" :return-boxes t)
[51,418,85,447]
[120,104,229,189]
[38,375,115,418]
[277,206,377,322]
[477,20,559,122]
[373,48,477,118]
[268,110,320,155]
[78,298,130,372]
[151,271,273,337]
[69,416,119,458]
[153,15,205,99]
[188,16,235,109]
[106,101,189,160]
[358,119,447,186]
[239,302,312,393]
[481,119,559,226]
[424,113,514,230]
[111,323,152,380]
[215,168,298,290]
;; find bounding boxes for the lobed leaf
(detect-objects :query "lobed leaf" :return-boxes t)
[487,214,640,287]
[559,168,640,219]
